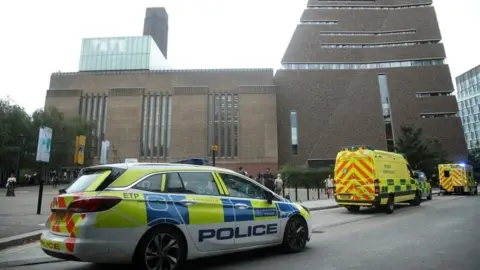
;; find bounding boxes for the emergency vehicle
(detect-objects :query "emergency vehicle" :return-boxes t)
[413,170,433,200]
[334,145,422,214]
[439,163,478,195]
[40,163,312,270]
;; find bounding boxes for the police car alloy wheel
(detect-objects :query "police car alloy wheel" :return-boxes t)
[134,227,186,270]
[282,216,308,253]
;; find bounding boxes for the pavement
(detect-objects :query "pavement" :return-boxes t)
[1,189,468,269]
[0,185,69,244]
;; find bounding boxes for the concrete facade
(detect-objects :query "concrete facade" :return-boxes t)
[275,0,467,165]
[45,69,278,174]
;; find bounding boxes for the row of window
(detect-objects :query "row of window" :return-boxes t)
[308,4,431,10]
[79,94,108,157]
[321,40,438,49]
[457,68,480,90]
[140,94,172,158]
[460,112,480,130]
[282,59,445,70]
[79,54,151,71]
[301,21,338,25]
[318,30,416,36]
[416,92,452,98]
[134,171,268,200]
[207,94,240,158]
[290,111,298,155]
[457,84,480,100]
[458,97,480,112]
[420,113,457,119]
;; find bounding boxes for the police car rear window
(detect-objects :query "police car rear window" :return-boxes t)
[65,170,110,193]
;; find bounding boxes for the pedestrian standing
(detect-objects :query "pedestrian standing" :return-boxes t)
[274,174,283,195]
[325,174,334,199]
[6,173,16,197]
[263,168,275,192]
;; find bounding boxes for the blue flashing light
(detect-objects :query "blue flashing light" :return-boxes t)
[459,163,466,167]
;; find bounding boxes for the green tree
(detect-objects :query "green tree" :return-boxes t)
[395,124,449,178]
[0,98,31,175]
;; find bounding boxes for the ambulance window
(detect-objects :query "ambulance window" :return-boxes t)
[177,172,220,196]
[134,173,163,192]
[444,171,450,177]
[219,173,266,200]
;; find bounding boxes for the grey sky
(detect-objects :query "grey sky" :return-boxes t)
[0,0,478,114]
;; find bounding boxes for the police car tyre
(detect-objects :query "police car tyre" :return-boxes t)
[281,216,308,253]
[384,195,394,214]
[133,226,186,270]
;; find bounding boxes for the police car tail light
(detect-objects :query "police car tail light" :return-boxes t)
[67,197,122,213]
[374,179,380,194]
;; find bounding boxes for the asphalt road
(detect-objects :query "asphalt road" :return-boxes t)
[3,194,479,270]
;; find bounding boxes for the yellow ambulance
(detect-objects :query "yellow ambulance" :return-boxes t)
[438,163,478,195]
[334,145,422,214]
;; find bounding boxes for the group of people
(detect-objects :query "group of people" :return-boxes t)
[238,167,284,195]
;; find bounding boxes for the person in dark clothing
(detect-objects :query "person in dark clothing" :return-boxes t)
[238,167,247,176]
[263,168,275,191]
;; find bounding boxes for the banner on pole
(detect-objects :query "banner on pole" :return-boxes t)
[100,140,110,165]
[36,127,53,163]
[73,135,86,165]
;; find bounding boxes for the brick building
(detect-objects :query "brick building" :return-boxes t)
[275,0,467,166]
[45,3,468,172]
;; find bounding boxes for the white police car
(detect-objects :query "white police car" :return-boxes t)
[40,163,312,270]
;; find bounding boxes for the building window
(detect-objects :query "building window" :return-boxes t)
[416,91,452,98]
[290,111,299,155]
[321,40,438,49]
[140,93,171,158]
[420,113,457,118]
[79,94,108,157]
[282,59,445,70]
[318,30,416,36]
[377,74,395,152]
[207,94,239,158]
[300,20,338,25]
[308,4,431,10]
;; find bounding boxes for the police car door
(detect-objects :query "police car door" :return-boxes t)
[218,173,281,248]
[165,171,236,252]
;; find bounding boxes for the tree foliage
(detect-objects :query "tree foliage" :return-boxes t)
[0,98,94,175]
[395,124,449,178]
[279,166,332,188]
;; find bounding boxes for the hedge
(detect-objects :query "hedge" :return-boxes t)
[278,166,333,189]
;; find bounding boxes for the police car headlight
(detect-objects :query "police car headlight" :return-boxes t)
[301,205,310,214]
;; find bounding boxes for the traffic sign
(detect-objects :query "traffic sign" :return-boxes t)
[212,145,219,152]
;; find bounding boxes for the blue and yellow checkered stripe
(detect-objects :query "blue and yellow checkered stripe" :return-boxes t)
[143,194,307,226]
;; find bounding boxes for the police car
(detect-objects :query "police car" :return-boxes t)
[40,163,312,270]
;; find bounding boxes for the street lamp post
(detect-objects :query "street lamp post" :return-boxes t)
[16,134,25,182]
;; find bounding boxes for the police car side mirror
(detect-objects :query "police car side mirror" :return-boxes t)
[265,191,273,204]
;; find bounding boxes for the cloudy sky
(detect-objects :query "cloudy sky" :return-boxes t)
[0,0,478,114]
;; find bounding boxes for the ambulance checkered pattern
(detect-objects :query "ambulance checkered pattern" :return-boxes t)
[334,149,375,201]
[439,166,463,192]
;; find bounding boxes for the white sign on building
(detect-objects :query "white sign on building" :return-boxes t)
[91,38,126,53]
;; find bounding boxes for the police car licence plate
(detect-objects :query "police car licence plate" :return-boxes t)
[339,195,351,199]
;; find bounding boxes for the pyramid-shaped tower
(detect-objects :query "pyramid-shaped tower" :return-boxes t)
[274,0,467,166]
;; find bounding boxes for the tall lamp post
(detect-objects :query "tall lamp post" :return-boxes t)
[16,134,25,182]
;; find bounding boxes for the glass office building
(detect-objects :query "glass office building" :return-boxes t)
[79,36,169,71]
[456,64,480,149]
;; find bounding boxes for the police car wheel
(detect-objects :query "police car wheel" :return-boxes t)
[281,216,308,253]
[134,227,186,270]
[384,195,394,214]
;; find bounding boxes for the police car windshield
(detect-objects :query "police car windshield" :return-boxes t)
[65,170,109,193]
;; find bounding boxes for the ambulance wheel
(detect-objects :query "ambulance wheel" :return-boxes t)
[281,216,308,253]
[384,195,395,214]
[409,191,422,207]
[346,206,360,213]
[133,226,186,270]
